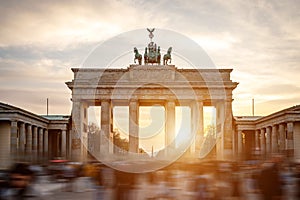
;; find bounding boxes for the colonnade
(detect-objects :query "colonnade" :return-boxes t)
[10,120,68,162]
[10,121,48,159]
[72,98,234,160]
[237,121,298,158]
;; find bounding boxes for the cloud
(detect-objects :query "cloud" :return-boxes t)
[0,0,299,117]
[0,88,71,115]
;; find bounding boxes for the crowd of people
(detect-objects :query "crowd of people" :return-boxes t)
[0,157,300,199]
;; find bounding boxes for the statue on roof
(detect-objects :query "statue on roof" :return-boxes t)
[133,47,142,65]
[163,47,172,65]
[133,28,172,65]
[147,28,155,41]
[144,28,161,65]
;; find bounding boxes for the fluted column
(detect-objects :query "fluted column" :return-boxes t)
[10,121,18,159]
[38,128,43,156]
[237,130,243,155]
[129,100,139,153]
[266,127,272,155]
[260,128,266,155]
[71,101,85,161]
[43,129,48,157]
[32,126,38,161]
[224,100,233,158]
[165,100,176,149]
[278,124,286,151]
[101,100,111,154]
[61,130,66,157]
[255,129,260,150]
[286,122,294,156]
[19,123,26,154]
[197,101,204,154]
[25,125,32,154]
[272,125,278,153]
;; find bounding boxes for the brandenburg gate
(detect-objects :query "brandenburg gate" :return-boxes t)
[66,29,238,162]
[66,65,238,161]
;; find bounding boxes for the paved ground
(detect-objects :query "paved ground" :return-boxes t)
[45,191,95,200]
[30,173,298,200]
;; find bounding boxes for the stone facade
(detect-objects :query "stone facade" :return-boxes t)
[0,102,70,169]
[235,105,300,160]
[1,65,300,167]
[66,65,238,161]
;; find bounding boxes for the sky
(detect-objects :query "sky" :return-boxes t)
[0,0,299,118]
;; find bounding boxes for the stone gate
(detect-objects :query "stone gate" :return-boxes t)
[66,64,238,162]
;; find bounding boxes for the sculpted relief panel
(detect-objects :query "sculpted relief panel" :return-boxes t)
[128,65,175,82]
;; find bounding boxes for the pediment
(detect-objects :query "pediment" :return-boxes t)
[291,105,300,111]
[0,103,18,111]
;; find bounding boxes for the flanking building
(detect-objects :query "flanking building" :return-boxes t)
[0,65,299,169]
[235,105,300,161]
[0,102,70,169]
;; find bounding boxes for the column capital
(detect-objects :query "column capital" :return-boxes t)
[225,99,233,103]
[165,100,176,106]
[129,98,139,103]
[287,121,294,125]
[101,99,111,103]
[10,120,18,125]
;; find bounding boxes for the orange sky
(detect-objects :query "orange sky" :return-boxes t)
[0,0,299,117]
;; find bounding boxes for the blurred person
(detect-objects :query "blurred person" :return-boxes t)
[230,163,241,199]
[94,164,116,200]
[258,162,282,200]
[195,176,209,200]
[279,162,296,199]
[295,163,300,199]
[152,170,173,199]
[63,163,76,192]
[115,170,134,200]
[0,170,9,200]
[3,163,41,199]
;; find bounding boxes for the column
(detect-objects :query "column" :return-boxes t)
[61,130,66,157]
[68,130,72,159]
[82,102,89,160]
[165,101,176,149]
[71,101,83,161]
[43,129,48,157]
[272,125,278,153]
[278,124,286,151]
[260,128,266,155]
[215,100,233,160]
[197,101,204,155]
[265,127,272,155]
[129,100,139,153]
[237,130,243,155]
[190,101,204,155]
[255,129,260,150]
[19,123,26,156]
[10,121,18,159]
[25,124,32,154]
[286,122,294,156]
[101,100,112,154]
[32,126,38,161]
[38,128,43,156]
[224,100,233,157]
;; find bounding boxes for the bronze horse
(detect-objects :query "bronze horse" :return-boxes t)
[134,47,142,65]
[163,47,172,65]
